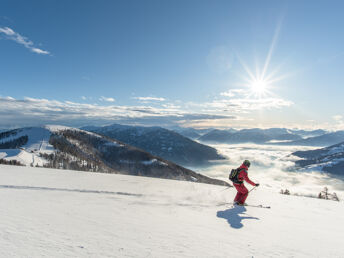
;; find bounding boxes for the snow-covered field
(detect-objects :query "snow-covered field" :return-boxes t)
[0,165,343,257]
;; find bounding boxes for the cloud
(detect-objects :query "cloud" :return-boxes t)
[30,47,49,55]
[0,96,235,128]
[0,84,293,129]
[3,96,15,100]
[333,115,343,121]
[132,96,166,102]
[188,97,292,115]
[99,96,115,102]
[197,143,344,198]
[216,89,293,113]
[220,89,245,98]
[114,114,236,128]
[332,115,344,130]
[0,27,50,55]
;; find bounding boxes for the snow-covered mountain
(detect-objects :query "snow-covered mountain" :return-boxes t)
[289,128,327,138]
[293,141,344,176]
[82,124,225,166]
[170,127,214,139]
[0,165,343,257]
[171,127,201,139]
[0,126,228,186]
[0,127,55,166]
[198,129,234,143]
[199,128,302,144]
[282,130,344,147]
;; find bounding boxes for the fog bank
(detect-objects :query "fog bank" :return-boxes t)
[194,143,344,200]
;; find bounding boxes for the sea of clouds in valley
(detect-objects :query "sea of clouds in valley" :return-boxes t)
[193,143,344,200]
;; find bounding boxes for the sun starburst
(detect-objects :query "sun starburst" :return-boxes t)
[235,19,287,99]
[250,79,268,96]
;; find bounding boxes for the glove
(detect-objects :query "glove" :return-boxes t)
[255,183,260,187]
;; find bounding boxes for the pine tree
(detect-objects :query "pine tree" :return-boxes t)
[332,192,339,201]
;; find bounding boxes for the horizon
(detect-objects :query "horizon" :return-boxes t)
[1,1,344,130]
[0,122,336,134]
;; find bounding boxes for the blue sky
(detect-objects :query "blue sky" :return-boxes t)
[1,0,344,129]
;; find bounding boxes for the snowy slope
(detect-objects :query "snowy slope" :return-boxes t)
[0,125,228,186]
[0,127,54,166]
[0,126,89,166]
[0,165,343,258]
[293,142,344,175]
[283,130,344,147]
[83,123,224,166]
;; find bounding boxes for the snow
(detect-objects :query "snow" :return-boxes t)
[45,124,101,138]
[103,141,122,147]
[0,149,48,166]
[304,157,344,171]
[0,127,55,166]
[267,139,293,143]
[0,165,343,257]
[141,159,168,166]
[0,127,53,153]
[44,125,79,133]
[324,144,344,156]
[0,125,117,167]
[142,159,158,165]
[193,143,344,198]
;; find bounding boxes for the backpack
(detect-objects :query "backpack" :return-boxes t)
[229,168,244,184]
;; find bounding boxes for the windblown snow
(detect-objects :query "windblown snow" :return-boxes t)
[0,165,343,258]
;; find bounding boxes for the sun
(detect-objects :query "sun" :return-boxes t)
[249,79,268,96]
[250,80,267,95]
[235,20,287,99]
[236,55,277,98]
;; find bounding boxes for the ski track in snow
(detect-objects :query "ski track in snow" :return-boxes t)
[0,185,144,197]
[0,165,344,258]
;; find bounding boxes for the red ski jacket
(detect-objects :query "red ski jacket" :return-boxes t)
[235,164,256,186]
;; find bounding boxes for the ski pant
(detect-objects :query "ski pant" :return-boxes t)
[233,183,248,204]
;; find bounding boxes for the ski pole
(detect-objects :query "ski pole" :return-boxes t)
[248,186,257,193]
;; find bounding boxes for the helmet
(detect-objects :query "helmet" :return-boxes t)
[243,160,251,168]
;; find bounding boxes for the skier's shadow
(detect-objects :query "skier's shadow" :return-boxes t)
[217,206,259,229]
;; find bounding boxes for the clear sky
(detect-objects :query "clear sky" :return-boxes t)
[1,0,344,129]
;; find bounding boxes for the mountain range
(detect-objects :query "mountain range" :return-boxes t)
[292,141,344,176]
[281,131,344,146]
[0,126,228,186]
[170,127,213,140]
[198,128,303,144]
[197,128,344,147]
[82,124,225,166]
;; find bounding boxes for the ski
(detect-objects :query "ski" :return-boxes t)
[217,202,271,209]
[243,204,271,209]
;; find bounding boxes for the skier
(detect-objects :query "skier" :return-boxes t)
[232,160,259,206]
